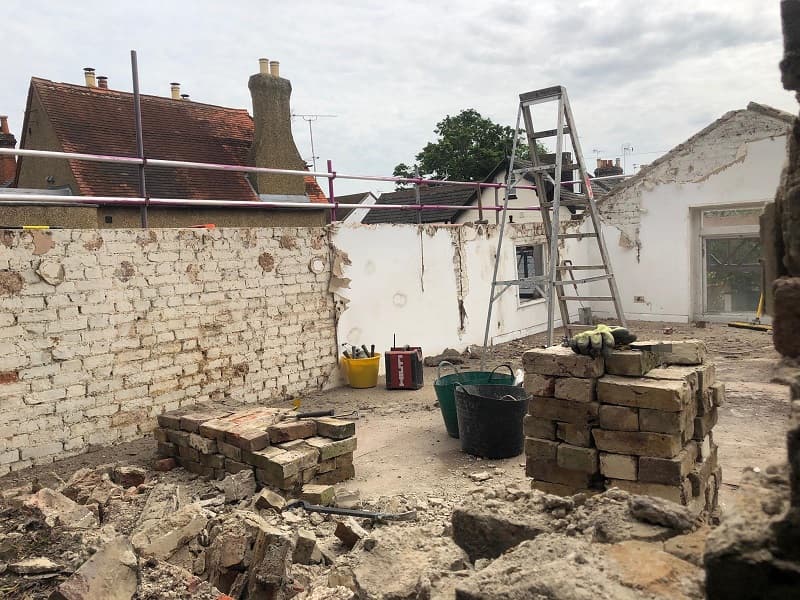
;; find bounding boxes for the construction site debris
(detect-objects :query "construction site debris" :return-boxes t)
[51,537,137,600]
[24,488,99,529]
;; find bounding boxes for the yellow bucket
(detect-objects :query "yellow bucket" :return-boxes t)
[341,354,381,389]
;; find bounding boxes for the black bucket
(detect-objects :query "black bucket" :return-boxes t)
[454,384,529,459]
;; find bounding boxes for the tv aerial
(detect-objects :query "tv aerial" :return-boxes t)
[292,113,337,172]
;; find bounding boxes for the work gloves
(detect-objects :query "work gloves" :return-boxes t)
[569,324,637,357]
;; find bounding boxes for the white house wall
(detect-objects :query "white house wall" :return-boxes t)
[331,222,581,358]
[581,109,789,323]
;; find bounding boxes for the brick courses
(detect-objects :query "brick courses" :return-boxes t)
[0,227,337,473]
[523,343,721,512]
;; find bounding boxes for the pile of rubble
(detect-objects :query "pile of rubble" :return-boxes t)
[155,406,357,490]
[523,339,723,513]
[0,451,716,600]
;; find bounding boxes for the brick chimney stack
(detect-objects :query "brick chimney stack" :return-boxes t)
[0,116,17,186]
[247,57,306,195]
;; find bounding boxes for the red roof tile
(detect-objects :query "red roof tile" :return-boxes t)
[28,78,327,203]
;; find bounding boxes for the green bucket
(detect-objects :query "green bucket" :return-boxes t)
[433,362,516,438]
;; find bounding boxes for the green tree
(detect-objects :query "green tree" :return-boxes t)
[393,109,545,189]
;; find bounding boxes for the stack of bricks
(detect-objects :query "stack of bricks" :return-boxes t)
[523,339,723,513]
[153,405,357,491]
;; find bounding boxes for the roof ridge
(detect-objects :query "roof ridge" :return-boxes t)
[30,77,252,114]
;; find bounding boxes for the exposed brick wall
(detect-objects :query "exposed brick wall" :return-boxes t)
[0,227,337,475]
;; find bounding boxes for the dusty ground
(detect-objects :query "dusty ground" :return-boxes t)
[0,320,790,512]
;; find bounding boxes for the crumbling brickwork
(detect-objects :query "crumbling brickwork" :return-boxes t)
[0,227,337,474]
[523,340,721,515]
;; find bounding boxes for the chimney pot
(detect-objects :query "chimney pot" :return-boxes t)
[83,67,96,87]
[269,61,280,77]
[615,157,621,168]
[170,82,181,100]
[96,76,108,89]
[180,93,190,100]
[259,58,270,74]
[0,116,9,134]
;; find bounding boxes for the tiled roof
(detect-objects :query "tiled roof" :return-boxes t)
[26,78,326,203]
[362,184,476,224]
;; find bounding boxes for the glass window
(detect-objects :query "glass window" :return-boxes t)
[704,236,761,313]
[516,244,544,302]
[701,208,761,229]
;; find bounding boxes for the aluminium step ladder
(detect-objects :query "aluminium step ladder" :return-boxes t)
[481,86,626,358]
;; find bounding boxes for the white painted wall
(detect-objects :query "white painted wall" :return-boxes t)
[582,109,789,323]
[332,222,582,357]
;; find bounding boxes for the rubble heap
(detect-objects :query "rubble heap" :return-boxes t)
[523,340,723,512]
[154,406,357,490]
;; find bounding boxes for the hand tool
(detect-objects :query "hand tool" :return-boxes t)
[284,499,417,522]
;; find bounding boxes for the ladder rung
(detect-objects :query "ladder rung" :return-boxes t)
[531,127,571,140]
[556,265,605,270]
[542,198,589,208]
[531,163,579,173]
[554,274,612,285]
[520,86,564,104]
[558,233,597,239]
[559,296,614,301]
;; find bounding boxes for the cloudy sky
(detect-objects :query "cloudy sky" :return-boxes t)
[3,0,795,197]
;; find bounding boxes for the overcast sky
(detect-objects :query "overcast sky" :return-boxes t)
[3,0,795,197]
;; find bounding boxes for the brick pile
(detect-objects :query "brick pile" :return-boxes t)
[523,339,723,512]
[154,405,356,490]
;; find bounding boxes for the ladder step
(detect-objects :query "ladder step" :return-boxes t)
[554,274,612,285]
[559,296,614,301]
[556,265,606,270]
[520,86,565,104]
[531,163,579,173]
[542,198,589,208]
[558,233,597,239]
[531,127,571,140]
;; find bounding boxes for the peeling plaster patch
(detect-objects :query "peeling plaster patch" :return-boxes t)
[186,263,200,282]
[0,271,24,295]
[392,293,408,308]
[136,230,157,247]
[115,261,135,282]
[1,231,15,248]
[329,248,353,318]
[31,231,54,255]
[279,235,297,249]
[258,252,275,272]
[36,259,64,285]
[83,235,104,251]
[309,256,326,274]
[311,234,325,250]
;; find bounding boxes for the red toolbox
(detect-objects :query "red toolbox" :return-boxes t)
[384,347,424,390]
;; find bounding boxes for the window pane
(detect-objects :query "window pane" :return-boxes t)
[702,208,761,229]
[516,245,543,301]
[705,236,761,313]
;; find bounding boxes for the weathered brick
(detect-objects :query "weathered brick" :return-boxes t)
[709,382,725,408]
[305,436,357,460]
[598,404,639,431]
[523,415,556,440]
[555,422,593,447]
[231,429,271,452]
[556,444,598,473]
[528,396,600,424]
[592,430,682,459]
[638,443,698,486]
[525,437,559,462]
[693,407,719,441]
[300,484,335,506]
[597,375,690,412]
[523,373,556,397]
[605,478,692,505]
[553,377,596,402]
[630,340,706,366]
[531,480,584,496]
[313,463,355,485]
[268,420,317,443]
[187,433,217,455]
[526,458,598,488]
[179,409,232,433]
[218,440,242,461]
[313,417,356,440]
[224,459,251,474]
[522,345,604,378]
[639,403,695,435]
[600,452,637,480]
[165,429,190,447]
[605,350,658,376]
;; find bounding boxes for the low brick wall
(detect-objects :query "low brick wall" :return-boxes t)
[523,340,722,512]
[0,227,338,475]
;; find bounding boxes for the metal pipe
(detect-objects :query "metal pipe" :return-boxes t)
[327,159,336,222]
[131,50,148,228]
[0,147,627,196]
[414,165,421,225]
[475,183,484,223]
[0,193,544,212]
